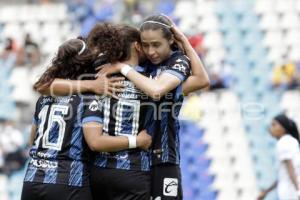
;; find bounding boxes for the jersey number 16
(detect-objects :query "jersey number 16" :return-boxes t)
[34,105,69,151]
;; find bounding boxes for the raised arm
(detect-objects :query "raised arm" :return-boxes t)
[82,96,151,152]
[170,25,210,95]
[101,55,190,100]
[121,67,181,100]
[83,122,129,152]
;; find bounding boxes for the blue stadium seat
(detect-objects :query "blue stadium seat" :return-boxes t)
[180,121,215,200]
[85,0,95,7]
[219,17,239,33]
[155,0,175,15]
[8,168,26,200]
[246,48,267,62]
[234,1,252,15]
[95,5,113,21]
[198,190,218,200]
[80,16,97,36]
[244,32,263,45]
[239,15,259,31]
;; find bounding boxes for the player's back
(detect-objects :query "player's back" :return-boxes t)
[94,69,151,171]
[24,94,93,187]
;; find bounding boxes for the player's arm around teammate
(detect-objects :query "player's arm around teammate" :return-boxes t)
[35,33,125,98]
[99,19,209,98]
[83,122,151,152]
[22,38,116,200]
[29,119,151,152]
[36,76,124,98]
[32,37,151,153]
[92,16,206,200]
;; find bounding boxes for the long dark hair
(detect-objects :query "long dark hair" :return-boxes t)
[117,25,141,62]
[33,38,94,91]
[140,14,178,50]
[87,23,140,64]
[289,120,300,144]
[274,114,300,144]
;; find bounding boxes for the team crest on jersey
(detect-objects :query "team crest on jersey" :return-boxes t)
[173,63,187,75]
[89,100,99,111]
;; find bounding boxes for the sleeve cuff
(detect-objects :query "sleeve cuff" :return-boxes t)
[82,116,103,124]
[278,153,293,161]
[162,70,185,82]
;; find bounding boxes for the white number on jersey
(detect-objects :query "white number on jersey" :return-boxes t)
[103,98,140,136]
[34,105,69,151]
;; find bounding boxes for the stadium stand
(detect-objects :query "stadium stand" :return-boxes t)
[180,121,217,200]
[0,2,74,199]
[181,91,257,200]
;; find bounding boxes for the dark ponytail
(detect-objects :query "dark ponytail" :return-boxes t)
[288,120,300,144]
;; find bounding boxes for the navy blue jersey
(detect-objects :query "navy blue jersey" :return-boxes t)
[94,66,151,171]
[144,51,190,166]
[24,94,102,187]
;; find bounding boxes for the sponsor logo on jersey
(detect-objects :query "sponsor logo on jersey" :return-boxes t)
[89,100,99,111]
[173,63,187,75]
[117,80,143,99]
[115,154,129,160]
[30,158,58,169]
[163,178,178,197]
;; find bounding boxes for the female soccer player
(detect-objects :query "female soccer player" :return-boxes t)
[257,114,300,200]
[85,23,154,200]
[101,14,209,200]
[21,38,151,200]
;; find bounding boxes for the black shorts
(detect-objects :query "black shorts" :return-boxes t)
[90,166,150,200]
[151,163,183,200]
[21,182,93,200]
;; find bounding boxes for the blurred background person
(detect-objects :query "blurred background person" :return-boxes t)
[0,120,26,177]
[272,62,299,90]
[257,114,300,200]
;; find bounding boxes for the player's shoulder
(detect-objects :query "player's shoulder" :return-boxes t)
[163,51,190,78]
[277,135,297,149]
[169,51,190,64]
[140,61,156,76]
